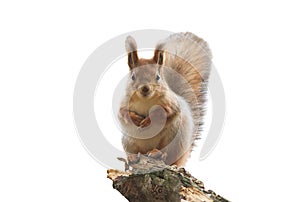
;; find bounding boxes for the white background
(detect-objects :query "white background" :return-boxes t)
[1,1,299,201]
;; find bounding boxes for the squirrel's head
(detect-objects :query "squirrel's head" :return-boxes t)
[125,36,167,100]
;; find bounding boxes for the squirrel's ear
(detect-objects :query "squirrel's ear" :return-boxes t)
[125,36,139,69]
[153,50,165,65]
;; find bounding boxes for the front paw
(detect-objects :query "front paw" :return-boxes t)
[139,116,151,128]
[129,111,144,126]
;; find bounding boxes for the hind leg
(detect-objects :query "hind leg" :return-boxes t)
[172,150,191,167]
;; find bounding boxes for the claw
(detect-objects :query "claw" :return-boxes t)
[147,149,167,161]
[127,153,141,165]
[139,116,151,128]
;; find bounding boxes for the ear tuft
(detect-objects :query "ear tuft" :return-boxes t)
[153,50,165,65]
[125,36,139,69]
[125,36,137,52]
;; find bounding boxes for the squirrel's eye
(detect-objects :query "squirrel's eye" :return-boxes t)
[156,74,160,81]
[131,73,136,81]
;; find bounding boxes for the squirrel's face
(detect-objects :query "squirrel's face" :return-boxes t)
[125,35,167,100]
[129,64,165,99]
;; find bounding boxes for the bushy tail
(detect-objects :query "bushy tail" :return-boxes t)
[156,32,212,139]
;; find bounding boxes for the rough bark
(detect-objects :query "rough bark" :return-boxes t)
[107,154,230,202]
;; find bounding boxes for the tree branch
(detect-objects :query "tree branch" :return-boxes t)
[107,154,230,202]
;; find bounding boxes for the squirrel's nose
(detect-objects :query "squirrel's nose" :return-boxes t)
[139,85,150,96]
[141,85,149,93]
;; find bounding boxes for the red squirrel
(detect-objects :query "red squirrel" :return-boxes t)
[118,32,212,166]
